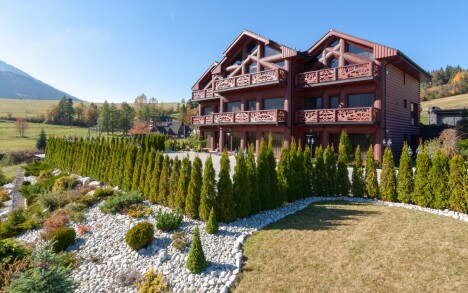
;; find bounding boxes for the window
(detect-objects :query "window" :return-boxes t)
[304,97,322,110]
[202,107,212,115]
[403,74,406,85]
[248,62,257,73]
[275,60,285,68]
[226,102,241,112]
[264,45,281,57]
[330,58,339,68]
[247,40,258,54]
[411,103,418,126]
[348,93,374,108]
[264,132,284,157]
[330,96,339,109]
[330,39,339,47]
[203,132,212,148]
[247,100,256,111]
[263,97,284,110]
[403,99,407,108]
[247,132,256,150]
[348,44,373,59]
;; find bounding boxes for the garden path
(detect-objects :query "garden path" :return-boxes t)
[10,168,25,209]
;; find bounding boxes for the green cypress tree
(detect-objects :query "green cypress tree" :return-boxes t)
[397,143,414,203]
[412,144,432,207]
[205,207,218,234]
[122,145,137,191]
[277,146,289,204]
[185,156,202,218]
[257,138,270,210]
[143,149,156,199]
[175,155,191,213]
[429,150,450,209]
[149,152,163,204]
[157,155,171,206]
[351,145,365,197]
[116,142,127,188]
[287,139,297,202]
[168,156,181,208]
[303,146,313,197]
[233,149,251,218]
[186,226,207,273]
[217,149,236,222]
[199,156,216,221]
[131,147,144,191]
[323,145,336,196]
[295,141,306,199]
[448,154,468,213]
[138,149,150,193]
[313,145,325,196]
[246,144,261,213]
[380,148,397,202]
[365,146,379,198]
[336,132,350,196]
[36,128,47,150]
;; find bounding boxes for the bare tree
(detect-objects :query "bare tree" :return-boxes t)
[15,118,28,137]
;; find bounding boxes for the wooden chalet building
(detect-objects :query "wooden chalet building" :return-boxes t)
[191,29,430,161]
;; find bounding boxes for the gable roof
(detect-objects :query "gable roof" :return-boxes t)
[191,61,219,91]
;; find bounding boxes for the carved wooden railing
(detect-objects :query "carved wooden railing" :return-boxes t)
[191,89,218,100]
[296,62,379,87]
[214,68,287,91]
[192,109,287,125]
[295,107,377,124]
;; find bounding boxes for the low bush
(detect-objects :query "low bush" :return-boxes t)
[0,238,32,269]
[125,222,154,250]
[0,256,30,288]
[205,207,218,234]
[136,268,170,293]
[155,210,183,231]
[52,176,78,192]
[49,227,76,253]
[172,232,189,251]
[64,202,87,223]
[0,189,10,202]
[23,161,52,176]
[59,251,80,269]
[37,191,59,211]
[0,208,36,238]
[100,191,144,214]
[42,209,70,237]
[127,204,153,218]
[38,170,53,181]
[93,187,115,199]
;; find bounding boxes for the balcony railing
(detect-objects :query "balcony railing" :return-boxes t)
[296,62,379,87]
[213,68,287,92]
[295,107,377,124]
[191,89,218,101]
[192,109,287,125]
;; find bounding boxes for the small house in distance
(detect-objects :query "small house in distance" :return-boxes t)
[148,118,192,138]
[428,106,467,126]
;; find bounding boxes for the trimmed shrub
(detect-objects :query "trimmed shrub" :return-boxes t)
[380,148,397,202]
[314,145,325,196]
[246,144,260,214]
[136,268,170,293]
[337,132,351,196]
[448,154,468,212]
[430,151,450,209]
[267,135,280,207]
[172,232,189,251]
[365,146,379,198]
[277,146,289,203]
[38,192,59,211]
[323,145,336,196]
[185,156,202,219]
[205,207,218,234]
[233,150,251,217]
[43,209,70,237]
[287,139,297,202]
[157,155,170,205]
[127,204,153,218]
[186,226,207,273]
[168,156,181,208]
[397,143,414,203]
[199,155,216,221]
[0,238,31,269]
[218,149,236,222]
[155,210,183,231]
[351,146,365,197]
[52,176,78,192]
[257,138,270,210]
[125,222,154,250]
[303,146,313,197]
[100,191,144,214]
[175,156,191,212]
[49,227,76,253]
[412,144,432,207]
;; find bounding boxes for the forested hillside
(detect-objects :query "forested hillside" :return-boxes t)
[420,65,468,101]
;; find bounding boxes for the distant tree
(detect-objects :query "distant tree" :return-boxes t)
[233,149,251,218]
[100,100,111,133]
[36,129,47,150]
[351,145,365,197]
[412,143,432,207]
[120,102,136,136]
[365,146,379,198]
[15,118,28,137]
[246,144,261,213]
[380,148,397,202]
[74,102,86,125]
[448,154,468,212]
[129,121,149,135]
[217,149,236,222]
[199,156,216,221]
[397,143,414,203]
[85,103,99,126]
[108,103,120,134]
[429,150,450,209]
[185,156,202,218]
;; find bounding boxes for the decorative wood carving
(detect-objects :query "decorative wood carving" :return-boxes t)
[234,112,249,123]
[337,63,371,80]
[295,107,376,124]
[213,113,234,123]
[213,69,287,91]
[191,109,287,125]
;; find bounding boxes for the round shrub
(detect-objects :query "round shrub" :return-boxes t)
[125,222,154,250]
[50,227,76,253]
[52,176,78,192]
[94,187,115,199]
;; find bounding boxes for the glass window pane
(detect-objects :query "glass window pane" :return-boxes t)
[226,102,241,112]
[330,58,339,68]
[263,97,284,110]
[275,60,285,68]
[330,39,339,47]
[249,63,257,73]
[330,96,339,109]
[304,97,322,110]
[348,44,373,59]
[348,93,374,108]
[247,100,256,111]
[264,45,281,57]
[203,107,213,115]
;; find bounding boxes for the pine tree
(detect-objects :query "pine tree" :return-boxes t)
[185,156,202,218]
[397,143,414,203]
[149,152,163,204]
[199,156,216,221]
[429,150,450,209]
[217,149,236,222]
[157,155,171,206]
[175,155,191,212]
[168,156,181,208]
[186,226,207,273]
[131,147,144,191]
[143,149,156,199]
[303,146,313,197]
[277,146,289,204]
[336,132,350,196]
[233,149,251,218]
[257,138,270,210]
[380,148,397,202]
[246,144,261,214]
[351,145,365,197]
[205,207,218,234]
[36,129,47,150]
[365,146,379,198]
[412,144,432,207]
[323,145,336,196]
[448,154,468,213]
[314,145,325,196]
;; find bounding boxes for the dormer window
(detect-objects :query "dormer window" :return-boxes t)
[264,45,281,57]
[348,44,373,59]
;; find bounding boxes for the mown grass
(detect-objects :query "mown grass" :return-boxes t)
[234,201,468,293]
[421,93,468,111]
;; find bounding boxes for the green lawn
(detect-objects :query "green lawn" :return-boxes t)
[234,201,468,292]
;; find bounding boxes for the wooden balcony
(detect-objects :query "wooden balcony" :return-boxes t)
[295,62,379,87]
[295,107,377,124]
[213,68,287,92]
[191,89,219,101]
[192,109,287,126]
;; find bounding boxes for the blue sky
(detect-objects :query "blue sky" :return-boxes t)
[0,0,466,103]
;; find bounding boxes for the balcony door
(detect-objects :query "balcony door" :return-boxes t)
[263,97,284,110]
[226,102,241,112]
[348,93,374,108]
[304,97,322,110]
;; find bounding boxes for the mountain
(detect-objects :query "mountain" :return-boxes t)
[0,60,80,101]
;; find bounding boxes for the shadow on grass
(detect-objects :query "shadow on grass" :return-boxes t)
[263,201,380,232]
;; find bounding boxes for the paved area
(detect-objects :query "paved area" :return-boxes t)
[10,168,26,209]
